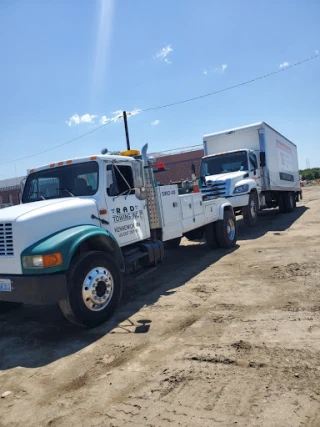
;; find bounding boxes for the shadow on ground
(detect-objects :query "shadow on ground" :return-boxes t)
[237,205,308,241]
[0,204,308,370]
[0,242,238,370]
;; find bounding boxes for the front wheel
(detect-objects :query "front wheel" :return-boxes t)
[242,192,258,226]
[215,210,237,249]
[59,251,123,328]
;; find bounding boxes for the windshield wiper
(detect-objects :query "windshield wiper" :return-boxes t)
[30,192,46,200]
[58,188,75,197]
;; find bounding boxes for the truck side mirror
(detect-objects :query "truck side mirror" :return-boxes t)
[191,163,196,174]
[132,161,147,200]
[260,151,266,167]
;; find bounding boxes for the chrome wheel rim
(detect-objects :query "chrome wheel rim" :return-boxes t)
[82,267,114,311]
[226,218,236,241]
[250,199,257,218]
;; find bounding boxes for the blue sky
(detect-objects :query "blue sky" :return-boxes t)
[0,0,319,179]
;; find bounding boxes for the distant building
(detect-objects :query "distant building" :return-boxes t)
[0,176,25,207]
[151,147,204,184]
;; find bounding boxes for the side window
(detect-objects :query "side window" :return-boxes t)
[107,164,134,197]
[249,153,258,172]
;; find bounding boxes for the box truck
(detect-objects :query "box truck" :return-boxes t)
[201,122,302,226]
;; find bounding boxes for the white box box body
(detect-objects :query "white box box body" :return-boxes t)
[203,122,300,192]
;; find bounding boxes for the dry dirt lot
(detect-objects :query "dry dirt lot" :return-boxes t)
[1,186,320,427]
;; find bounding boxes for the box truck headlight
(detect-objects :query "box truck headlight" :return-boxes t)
[23,253,63,269]
[233,184,249,194]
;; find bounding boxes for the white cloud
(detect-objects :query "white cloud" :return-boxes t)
[214,64,228,74]
[68,109,142,127]
[316,50,319,55]
[100,115,110,125]
[151,120,160,126]
[80,113,97,123]
[203,69,208,75]
[155,44,173,64]
[66,113,97,127]
[279,61,289,68]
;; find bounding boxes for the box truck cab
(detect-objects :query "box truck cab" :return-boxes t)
[201,122,302,226]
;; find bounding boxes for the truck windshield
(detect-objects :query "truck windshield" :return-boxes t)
[201,151,248,176]
[22,161,99,203]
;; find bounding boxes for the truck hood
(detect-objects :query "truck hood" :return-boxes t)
[0,198,100,275]
[205,170,246,183]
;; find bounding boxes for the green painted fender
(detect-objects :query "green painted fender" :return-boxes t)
[21,225,124,275]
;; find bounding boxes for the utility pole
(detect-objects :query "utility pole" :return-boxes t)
[123,111,131,151]
[306,158,310,169]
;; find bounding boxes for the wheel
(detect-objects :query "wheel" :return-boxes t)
[165,237,181,249]
[284,192,295,213]
[242,192,258,226]
[215,210,237,249]
[59,251,123,328]
[0,302,23,312]
[279,193,286,213]
[205,223,218,249]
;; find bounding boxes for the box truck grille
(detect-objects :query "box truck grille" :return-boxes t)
[0,223,14,256]
[201,182,227,199]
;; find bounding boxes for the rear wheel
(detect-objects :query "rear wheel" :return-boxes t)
[59,251,123,328]
[205,223,218,249]
[242,192,258,226]
[284,192,295,213]
[215,210,237,249]
[279,193,286,213]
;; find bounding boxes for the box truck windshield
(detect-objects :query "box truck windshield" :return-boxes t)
[201,151,248,176]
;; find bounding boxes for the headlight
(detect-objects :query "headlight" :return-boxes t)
[23,253,63,269]
[233,184,249,194]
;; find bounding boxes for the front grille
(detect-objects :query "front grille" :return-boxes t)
[201,181,227,199]
[0,223,14,256]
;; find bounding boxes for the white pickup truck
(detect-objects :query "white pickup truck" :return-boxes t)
[201,122,302,225]
[0,145,237,327]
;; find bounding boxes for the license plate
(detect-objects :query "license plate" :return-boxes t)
[0,279,12,292]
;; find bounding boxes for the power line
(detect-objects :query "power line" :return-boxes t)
[0,121,112,166]
[141,53,319,112]
[1,52,319,167]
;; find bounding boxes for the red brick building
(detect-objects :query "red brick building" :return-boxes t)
[151,148,204,184]
[0,177,24,208]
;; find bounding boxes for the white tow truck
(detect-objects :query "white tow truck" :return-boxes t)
[0,145,237,327]
[201,122,302,226]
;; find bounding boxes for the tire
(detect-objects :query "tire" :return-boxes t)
[205,223,218,249]
[215,210,237,249]
[0,302,23,312]
[242,192,258,226]
[165,237,181,249]
[284,192,295,213]
[279,193,286,213]
[59,251,123,328]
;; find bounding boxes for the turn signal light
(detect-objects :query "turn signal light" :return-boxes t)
[43,253,63,268]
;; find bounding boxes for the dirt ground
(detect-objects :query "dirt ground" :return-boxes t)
[1,186,320,427]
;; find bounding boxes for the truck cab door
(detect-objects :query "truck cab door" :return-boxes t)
[249,152,261,191]
[104,162,150,247]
